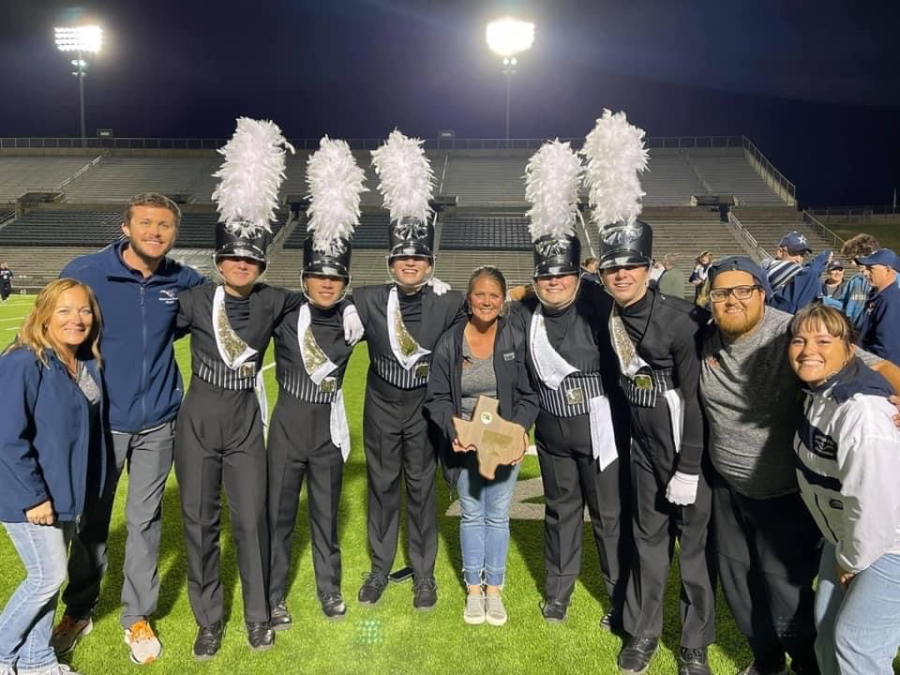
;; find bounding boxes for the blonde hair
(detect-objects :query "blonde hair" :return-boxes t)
[7,279,103,367]
[789,303,855,353]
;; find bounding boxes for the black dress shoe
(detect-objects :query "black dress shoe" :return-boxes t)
[358,570,389,605]
[193,622,224,661]
[679,647,711,675]
[270,600,292,631]
[246,621,274,651]
[599,609,624,633]
[412,577,437,611]
[320,592,347,620]
[617,636,659,675]
[540,598,568,623]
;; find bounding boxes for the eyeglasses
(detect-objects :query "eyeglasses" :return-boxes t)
[709,285,761,303]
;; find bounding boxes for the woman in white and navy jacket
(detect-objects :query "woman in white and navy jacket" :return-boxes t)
[788,303,900,675]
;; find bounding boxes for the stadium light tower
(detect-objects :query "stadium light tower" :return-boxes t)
[54,25,103,147]
[486,17,535,144]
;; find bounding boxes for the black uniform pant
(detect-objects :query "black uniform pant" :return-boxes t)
[712,469,822,673]
[267,391,343,604]
[174,378,269,626]
[535,409,630,610]
[0,282,10,301]
[363,371,437,580]
[624,401,715,648]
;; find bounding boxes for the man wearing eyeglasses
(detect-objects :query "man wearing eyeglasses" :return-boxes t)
[699,255,900,675]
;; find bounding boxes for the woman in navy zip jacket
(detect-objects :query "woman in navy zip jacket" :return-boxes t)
[424,266,539,626]
[0,279,106,675]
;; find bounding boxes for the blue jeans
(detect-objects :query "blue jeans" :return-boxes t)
[457,456,520,587]
[814,541,900,675]
[0,521,74,673]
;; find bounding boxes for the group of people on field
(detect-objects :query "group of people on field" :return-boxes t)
[1,116,899,675]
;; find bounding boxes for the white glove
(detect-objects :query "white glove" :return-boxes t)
[341,304,364,345]
[665,471,699,506]
[428,277,451,295]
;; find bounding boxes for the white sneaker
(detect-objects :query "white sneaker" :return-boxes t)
[485,594,508,626]
[463,593,486,625]
[50,616,93,656]
[124,619,163,664]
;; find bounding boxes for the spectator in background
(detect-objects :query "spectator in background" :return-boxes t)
[689,251,712,302]
[52,193,205,665]
[787,304,900,675]
[769,231,830,314]
[855,249,900,365]
[581,257,601,284]
[764,258,802,297]
[0,279,106,675]
[0,263,12,302]
[840,233,880,326]
[657,254,686,299]
[820,260,848,309]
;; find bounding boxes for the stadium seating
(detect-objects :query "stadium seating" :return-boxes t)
[684,148,785,206]
[0,157,97,201]
[440,215,531,251]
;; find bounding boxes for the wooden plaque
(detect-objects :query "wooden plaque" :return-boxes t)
[452,396,527,480]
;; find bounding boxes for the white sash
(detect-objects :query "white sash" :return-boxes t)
[387,286,431,371]
[212,286,269,433]
[529,306,618,470]
[297,303,351,461]
[662,388,684,454]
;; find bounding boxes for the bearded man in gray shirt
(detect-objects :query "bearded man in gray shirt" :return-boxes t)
[699,256,899,675]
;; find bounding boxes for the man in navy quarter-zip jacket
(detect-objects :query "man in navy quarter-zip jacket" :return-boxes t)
[52,193,205,666]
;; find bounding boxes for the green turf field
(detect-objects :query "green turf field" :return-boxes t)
[0,294,755,674]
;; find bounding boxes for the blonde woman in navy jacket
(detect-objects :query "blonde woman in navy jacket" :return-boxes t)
[0,279,106,675]
[424,266,539,626]
[788,303,900,675]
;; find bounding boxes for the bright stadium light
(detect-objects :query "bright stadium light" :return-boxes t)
[486,18,535,58]
[486,18,535,143]
[55,25,104,147]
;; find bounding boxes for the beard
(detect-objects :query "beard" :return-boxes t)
[714,303,764,337]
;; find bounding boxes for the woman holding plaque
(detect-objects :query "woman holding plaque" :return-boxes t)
[425,266,538,626]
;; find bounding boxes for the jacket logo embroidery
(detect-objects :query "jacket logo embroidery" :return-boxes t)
[158,289,178,304]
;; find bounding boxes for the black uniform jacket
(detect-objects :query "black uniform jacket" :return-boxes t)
[352,283,466,358]
[424,315,539,489]
[618,287,709,474]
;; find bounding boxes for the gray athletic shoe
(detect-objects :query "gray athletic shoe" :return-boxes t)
[463,593,486,625]
[485,595,508,626]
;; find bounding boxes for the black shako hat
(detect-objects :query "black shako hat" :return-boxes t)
[388,216,434,260]
[302,235,352,278]
[598,220,653,269]
[533,233,581,278]
[215,221,270,269]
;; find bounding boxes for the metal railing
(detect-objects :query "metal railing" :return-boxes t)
[807,205,900,221]
[728,211,768,261]
[802,211,845,250]
[741,138,796,206]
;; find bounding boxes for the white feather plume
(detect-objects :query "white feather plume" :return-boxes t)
[305,136,368,256]
[371,130,434,223]
[525,139,583,242]
[582,109,649,229]
[212,117,295,238]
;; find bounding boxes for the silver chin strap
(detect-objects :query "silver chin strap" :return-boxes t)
[532,275,582,311]
[385,254,435,293]
[300,270,350,308]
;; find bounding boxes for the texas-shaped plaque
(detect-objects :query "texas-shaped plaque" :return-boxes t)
[452,396,527,480]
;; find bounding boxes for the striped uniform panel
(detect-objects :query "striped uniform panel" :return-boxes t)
[537,372,605,418]
[193,351,257,391]
[372,354,431,390]
[619,366,676,408]
[276,364,339,404]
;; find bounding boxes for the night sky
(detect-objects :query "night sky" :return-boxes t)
[1,0,899,207]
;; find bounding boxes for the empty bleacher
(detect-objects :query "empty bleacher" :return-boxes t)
[63,156,220,203]
[0,157,96,201]
[0,210,122,246]
[283,212,390,250]
[440,215,531,251]
[642,149,708,206]
[732,207,834,258]
[685,148,785,206]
